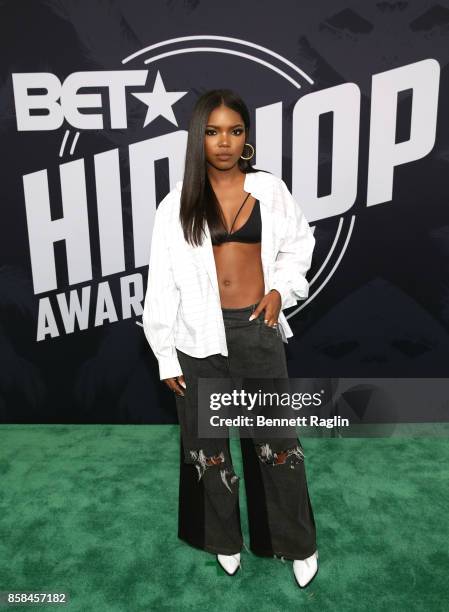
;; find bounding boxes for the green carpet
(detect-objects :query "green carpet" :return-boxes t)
[0,425,448,611]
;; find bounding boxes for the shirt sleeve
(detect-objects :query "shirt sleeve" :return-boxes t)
[268,178,316,310]
[142,198,183,381]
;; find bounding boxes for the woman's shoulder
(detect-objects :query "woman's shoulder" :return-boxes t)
[246,170,288,201]
[245,170,292,212]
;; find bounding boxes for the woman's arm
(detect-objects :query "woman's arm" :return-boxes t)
[142,198,182,381]
[268,178,316,310]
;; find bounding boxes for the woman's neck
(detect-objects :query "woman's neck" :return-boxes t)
[207,164,245,190]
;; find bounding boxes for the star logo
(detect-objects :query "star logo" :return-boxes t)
[131,70,188,127]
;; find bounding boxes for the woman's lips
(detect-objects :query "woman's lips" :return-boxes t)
[216,153,233,159]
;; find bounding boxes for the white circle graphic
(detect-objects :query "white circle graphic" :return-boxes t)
[123,35,355,316]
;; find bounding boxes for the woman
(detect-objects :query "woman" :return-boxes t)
[143,89,319,588]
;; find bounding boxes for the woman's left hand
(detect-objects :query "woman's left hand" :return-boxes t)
[249,289,281,327]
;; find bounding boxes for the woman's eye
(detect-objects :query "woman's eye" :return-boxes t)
[205,129,216,136]
[233,129,243,135]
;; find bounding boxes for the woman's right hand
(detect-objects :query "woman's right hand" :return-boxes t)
[163,375,186,397]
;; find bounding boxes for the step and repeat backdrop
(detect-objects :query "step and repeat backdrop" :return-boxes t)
[1,0,448,423]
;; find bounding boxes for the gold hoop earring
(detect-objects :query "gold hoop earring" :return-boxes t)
[240,143,255,160]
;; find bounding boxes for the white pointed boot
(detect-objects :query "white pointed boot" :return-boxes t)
[216,552,241,576]
[293,550,319,588]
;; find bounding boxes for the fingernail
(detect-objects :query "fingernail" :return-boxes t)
[264,319,268,324]
[248,315,255,321]
[180,381,186,389]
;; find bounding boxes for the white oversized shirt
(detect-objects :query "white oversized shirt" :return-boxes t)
[142,170,315,380]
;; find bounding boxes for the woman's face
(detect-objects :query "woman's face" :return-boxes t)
[204,104,247,171]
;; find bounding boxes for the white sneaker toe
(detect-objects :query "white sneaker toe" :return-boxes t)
[217,552,241,575]
[293,550,319,588]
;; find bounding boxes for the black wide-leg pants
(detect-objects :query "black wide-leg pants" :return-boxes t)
[175,303,317,560]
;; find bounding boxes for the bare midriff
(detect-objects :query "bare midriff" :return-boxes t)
[213,241,265,307]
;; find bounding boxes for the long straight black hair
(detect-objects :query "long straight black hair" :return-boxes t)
[180,89,266,247]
